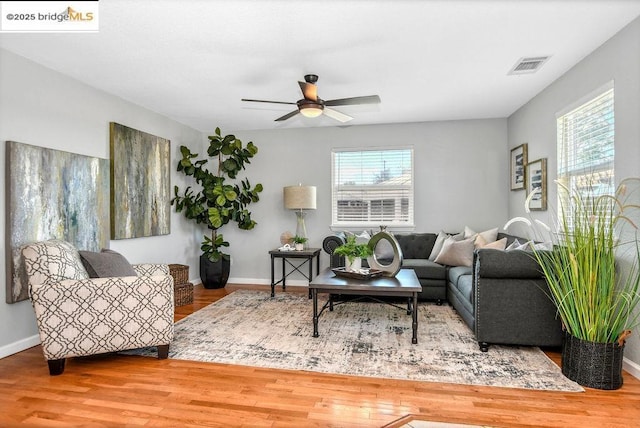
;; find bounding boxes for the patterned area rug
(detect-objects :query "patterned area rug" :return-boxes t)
[128,290,582,392]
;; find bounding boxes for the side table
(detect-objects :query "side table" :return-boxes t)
[269,248,321,297]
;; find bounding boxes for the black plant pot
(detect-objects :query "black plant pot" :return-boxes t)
[199,255,230,289]
[561,332,625,390]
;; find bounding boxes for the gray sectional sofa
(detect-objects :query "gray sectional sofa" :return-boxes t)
[322,232,563,351]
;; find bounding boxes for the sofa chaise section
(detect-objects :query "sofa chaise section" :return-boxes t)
[470,248,563,351]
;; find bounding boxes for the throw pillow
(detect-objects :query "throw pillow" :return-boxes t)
[516,241,534,251]
[434,236,475,267]
[377,240,395,259]
[505,238,522,251]
[345,230,371,244]
[465,226,498,244]
[476,236,507,250]
[533,242,553,251]
[428,230,448,261]
[79,249,138,278]
[464,226,476,239]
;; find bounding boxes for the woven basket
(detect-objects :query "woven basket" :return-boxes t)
[169,264,189,285]
[174,282,194,306]
[561,332,624,390]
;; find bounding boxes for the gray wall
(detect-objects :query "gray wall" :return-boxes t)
[507,17,640,367]
[0,49,205,357]
[228,120,508,282]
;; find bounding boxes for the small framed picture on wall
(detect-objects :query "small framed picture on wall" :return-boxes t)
[526,158,547,211]
[510,143,528,190]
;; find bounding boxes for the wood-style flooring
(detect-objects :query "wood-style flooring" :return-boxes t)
[1,283,640,427]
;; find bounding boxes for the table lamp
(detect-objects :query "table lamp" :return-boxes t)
[283,184,316,247]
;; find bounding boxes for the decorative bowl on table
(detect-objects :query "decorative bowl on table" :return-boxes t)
[331,267,384,280]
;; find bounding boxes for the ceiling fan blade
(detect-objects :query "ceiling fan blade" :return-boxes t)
[242,98,296,105]
[325,95,381,106]
[298,81,318,101]
[275,110,300,122]
[323,108,353,123]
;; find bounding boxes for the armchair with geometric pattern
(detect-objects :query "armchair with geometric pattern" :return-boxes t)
[22,240,174,375]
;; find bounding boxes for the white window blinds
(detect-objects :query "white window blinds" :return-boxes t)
[331,148,414,228]
[556,85,615,228]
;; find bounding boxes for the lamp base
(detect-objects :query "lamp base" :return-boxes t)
[295,211,308,248]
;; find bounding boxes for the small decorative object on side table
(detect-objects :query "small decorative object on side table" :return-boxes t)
[292,235,308,251]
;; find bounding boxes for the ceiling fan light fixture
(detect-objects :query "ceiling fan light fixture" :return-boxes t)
[299,103,324,118]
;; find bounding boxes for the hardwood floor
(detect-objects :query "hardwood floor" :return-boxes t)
[2,283,640,427]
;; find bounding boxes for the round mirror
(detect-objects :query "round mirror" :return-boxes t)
[367,231,403,277]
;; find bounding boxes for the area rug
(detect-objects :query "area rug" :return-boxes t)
[127,290,582,392]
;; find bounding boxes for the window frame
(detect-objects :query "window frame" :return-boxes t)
[330,146,415,231]
[556,82,615,231]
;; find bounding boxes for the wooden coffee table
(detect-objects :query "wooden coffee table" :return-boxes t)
[308,268,422,344]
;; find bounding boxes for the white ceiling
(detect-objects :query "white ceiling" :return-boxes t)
[2,0,640,132]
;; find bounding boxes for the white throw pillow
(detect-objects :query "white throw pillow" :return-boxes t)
[505,238,522,251]
[345,230,371,244]
[515,240,534,250]
[428,230,449,261]
[434,236,475,267]
[464,226,476,239]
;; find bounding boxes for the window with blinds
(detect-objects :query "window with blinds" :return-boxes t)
[332,148,414,228]
[556,84,614,230]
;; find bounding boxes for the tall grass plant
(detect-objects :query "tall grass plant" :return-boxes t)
[532,178,640,343]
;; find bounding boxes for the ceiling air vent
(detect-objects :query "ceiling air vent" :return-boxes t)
[508,56,550,75]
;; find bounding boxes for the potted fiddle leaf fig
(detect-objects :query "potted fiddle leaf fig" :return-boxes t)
[172,127,263,288]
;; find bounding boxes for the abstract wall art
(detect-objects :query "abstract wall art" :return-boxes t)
[109,122,171,239]
[5,141,110,303]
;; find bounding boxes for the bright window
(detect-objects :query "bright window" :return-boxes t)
[556,83,614,229]
[331,147,414,229]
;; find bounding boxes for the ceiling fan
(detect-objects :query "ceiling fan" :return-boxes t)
[241,74,381,123]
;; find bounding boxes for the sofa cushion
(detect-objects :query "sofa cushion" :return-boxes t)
[395,233,436,259]
[448,265,472,286]
[456,273,473,305]
[402,259,447,280]
[434,236,475,267]
[79,249,138,278]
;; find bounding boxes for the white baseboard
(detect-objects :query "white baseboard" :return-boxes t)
[624,357,640,380]
[0,334,40,359]
[228,277,310,287]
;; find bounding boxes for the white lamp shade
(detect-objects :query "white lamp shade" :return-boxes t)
[284,185,316,210]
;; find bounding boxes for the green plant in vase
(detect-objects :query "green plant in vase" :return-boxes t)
[292,235,308,250]
[333,235,374,271]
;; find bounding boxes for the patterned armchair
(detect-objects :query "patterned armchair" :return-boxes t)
[22,240,174,375]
